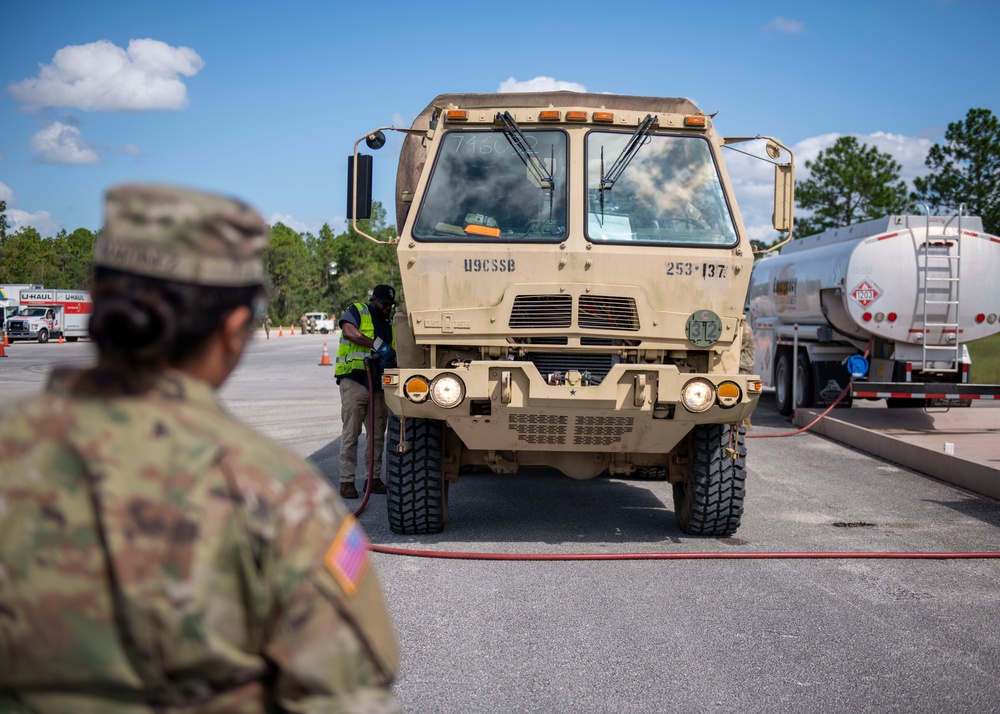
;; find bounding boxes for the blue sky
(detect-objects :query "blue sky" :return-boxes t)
[1,0,997,245]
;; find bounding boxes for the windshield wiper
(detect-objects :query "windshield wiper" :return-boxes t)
[600,114,658,191]
[495,111,554,190]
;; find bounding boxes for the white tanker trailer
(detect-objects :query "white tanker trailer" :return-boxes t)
[748,207,1000,415]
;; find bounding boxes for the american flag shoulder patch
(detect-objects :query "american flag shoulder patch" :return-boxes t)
[324,515,370,596]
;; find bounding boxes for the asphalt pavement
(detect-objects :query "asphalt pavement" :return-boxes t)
[2,334,999,713]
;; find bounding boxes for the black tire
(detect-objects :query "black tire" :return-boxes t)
[66,336,79,343]
[37,329,49,344]
[795,350,814,409]
[386,413,447,534]
[632,466,668,481]
[673,424,746,536]
[320,328,329,334]
[774,352,793,416]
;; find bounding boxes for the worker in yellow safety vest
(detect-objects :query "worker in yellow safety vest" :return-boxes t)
[335,284,397,499]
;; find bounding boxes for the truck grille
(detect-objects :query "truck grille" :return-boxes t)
[8,320,27,331]
[509,414,568,445]
[508,414,634,446]
[578,295,640,331]
[509,295,572,329]
[573,416,635,446]
[508,294,640,331]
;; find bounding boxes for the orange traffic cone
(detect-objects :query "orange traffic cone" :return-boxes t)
[291,324,295,335]
[319,342,332,366]
[278,325,284,337]
[2,331,8,347]
[58,333,64,344]
[0,338,6,358]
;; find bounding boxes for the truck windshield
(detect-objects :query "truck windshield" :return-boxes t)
[414,130,567,242]
[18,308,47,317]
[586,132,738,247]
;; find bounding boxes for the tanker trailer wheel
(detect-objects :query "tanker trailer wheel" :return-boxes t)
[386,413,447,534]
[774,352,794,416]
[774,351,813,416]
[672,424,746,536]
[795,351,814,409]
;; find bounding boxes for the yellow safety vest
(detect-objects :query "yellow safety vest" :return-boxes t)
[335,302,395,376]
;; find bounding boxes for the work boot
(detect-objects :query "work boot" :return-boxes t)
[340,481,359,499]
[368,477,387,495]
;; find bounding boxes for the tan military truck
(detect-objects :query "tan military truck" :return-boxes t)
[349,92,794,536]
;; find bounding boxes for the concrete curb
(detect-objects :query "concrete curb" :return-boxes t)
[793,406,1000,500]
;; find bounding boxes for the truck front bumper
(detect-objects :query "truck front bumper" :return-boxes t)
[382,361,761,453]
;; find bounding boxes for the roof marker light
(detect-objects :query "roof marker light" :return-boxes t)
[446,109,469,121]
[684,115,707,128]
[566,111,588,121]
[539,110,561,121]
[593,111,614,123]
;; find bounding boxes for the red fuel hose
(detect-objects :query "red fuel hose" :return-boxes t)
[368,545,1000,561]
[352,360,377,518]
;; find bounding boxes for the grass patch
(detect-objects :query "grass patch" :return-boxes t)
[968,333,1000,384]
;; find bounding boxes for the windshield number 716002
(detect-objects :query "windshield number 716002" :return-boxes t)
[666,262,728,279]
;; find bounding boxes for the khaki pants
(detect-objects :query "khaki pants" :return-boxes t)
[339,378,389,484]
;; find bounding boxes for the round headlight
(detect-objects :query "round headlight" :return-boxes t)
[681,378,716,412]
[716,381,741,408]
[404,376,430,403]
[430,374,466,408]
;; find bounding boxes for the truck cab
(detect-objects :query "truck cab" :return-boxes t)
[7,307,59,343]
[350,92,793,536]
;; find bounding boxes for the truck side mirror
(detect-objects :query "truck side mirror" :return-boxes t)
[347,154,374,220]
[772,163,793,233]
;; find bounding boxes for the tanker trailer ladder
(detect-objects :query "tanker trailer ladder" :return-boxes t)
[912,203,965,373]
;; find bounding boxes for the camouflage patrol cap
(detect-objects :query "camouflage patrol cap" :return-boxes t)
[94,184,268,287]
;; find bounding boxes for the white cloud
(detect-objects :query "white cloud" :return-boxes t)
[269,213,313,234]
[498,76,587,93]
[0,182,63,236]
[725,130,935,243]
[8,39,204,112]
[29,122,100,164]
[763,16,805,35]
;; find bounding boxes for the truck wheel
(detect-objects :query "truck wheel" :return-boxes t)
[320,328,329,334]
[386,413,447,534]
[795,351,814,409]
[673,424,746,537]
[633,466,668,480]
[37,329,49,344]
[774,352,793,416]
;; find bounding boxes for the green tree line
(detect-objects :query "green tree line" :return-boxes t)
[0,200,400,326]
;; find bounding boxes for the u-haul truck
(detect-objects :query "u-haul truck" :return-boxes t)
[5,289,92,343]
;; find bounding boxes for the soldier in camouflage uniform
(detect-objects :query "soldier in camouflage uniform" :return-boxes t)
[0,184,400,713]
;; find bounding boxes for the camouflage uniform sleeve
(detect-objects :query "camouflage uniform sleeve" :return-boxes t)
[220,449,400,714]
